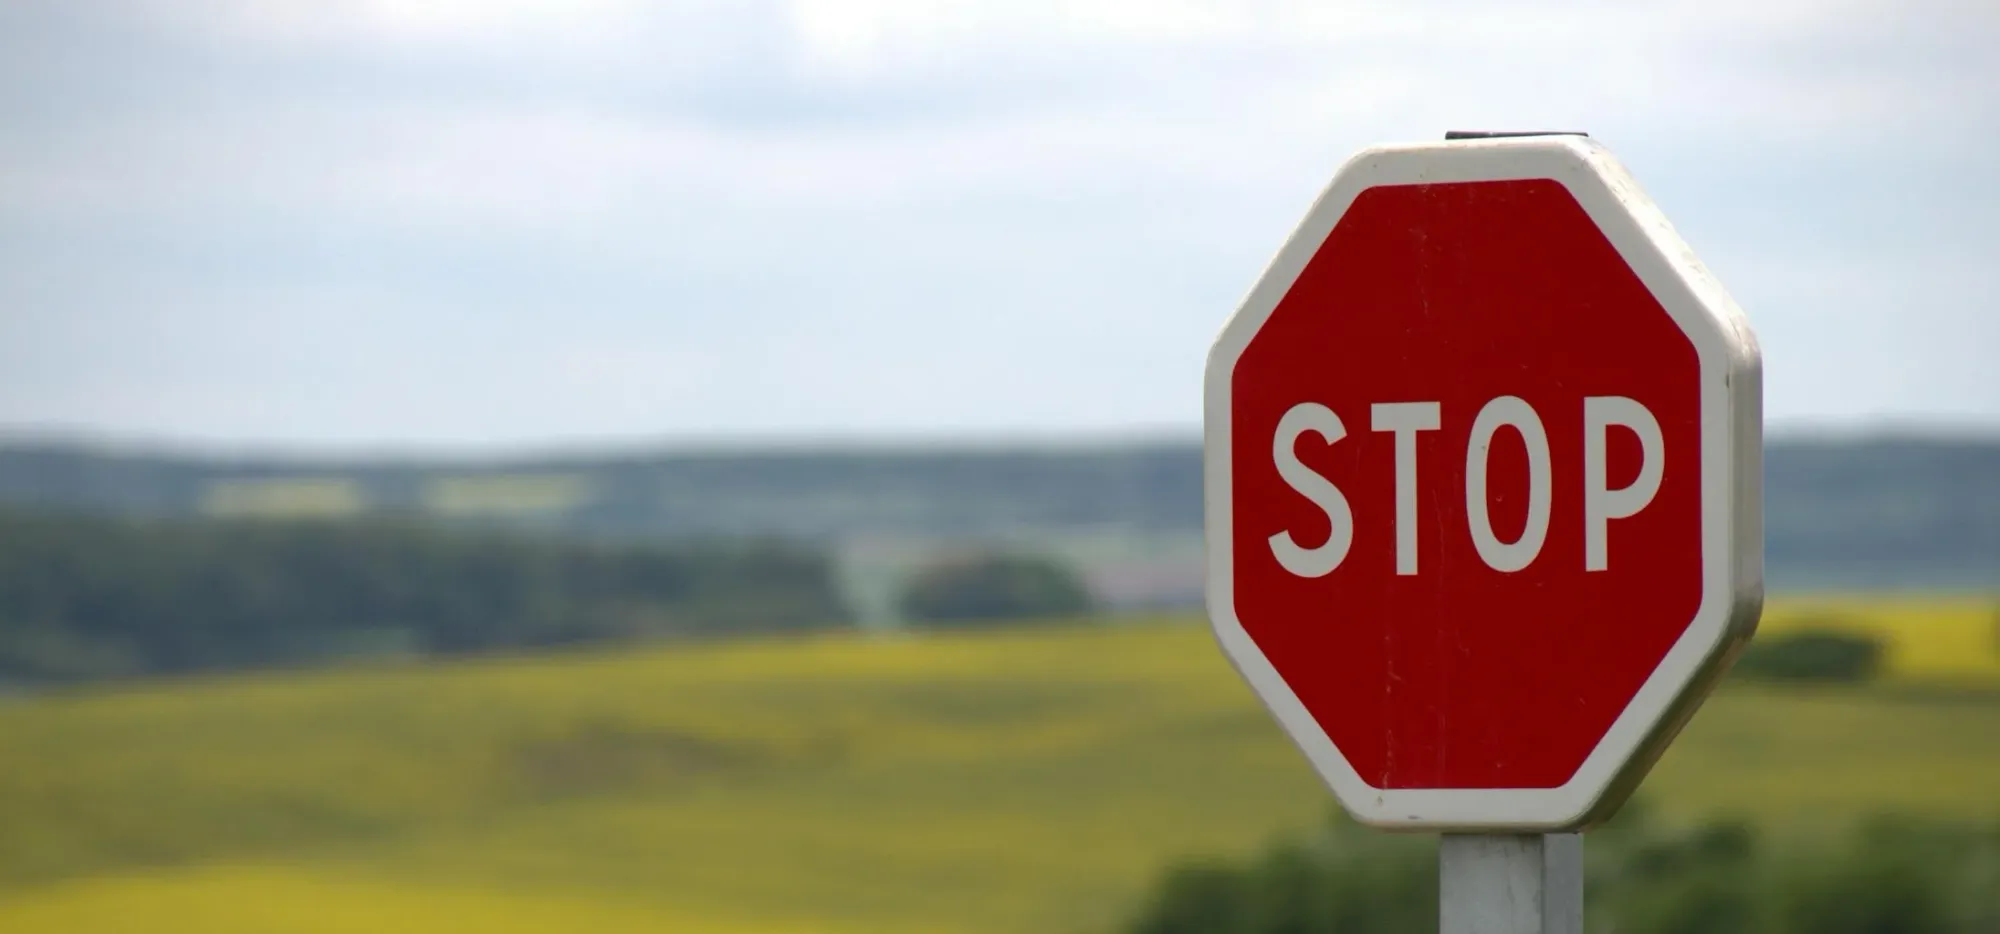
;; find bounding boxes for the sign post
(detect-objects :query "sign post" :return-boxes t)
[1203,133,1760,930]
[1440,833,1581,934]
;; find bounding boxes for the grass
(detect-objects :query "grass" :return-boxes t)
[0,598,1994,934]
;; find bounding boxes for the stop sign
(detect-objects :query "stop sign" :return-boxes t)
[1204,136,1762,831]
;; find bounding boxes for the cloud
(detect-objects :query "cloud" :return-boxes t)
[131,0,653,45]
[0,0,1995,449]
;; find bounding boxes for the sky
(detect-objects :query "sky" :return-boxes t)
[1,0,1995,453]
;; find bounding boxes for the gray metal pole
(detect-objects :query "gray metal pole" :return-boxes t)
[1439,833,1582,934]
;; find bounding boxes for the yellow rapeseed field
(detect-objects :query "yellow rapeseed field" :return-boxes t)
[0,598,1994,934]
[1761,595,2000,685]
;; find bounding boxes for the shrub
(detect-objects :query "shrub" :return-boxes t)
[1605,820,1764,934]
[1733,629,1883,683]
[1777,849,1952,934]
[897,552,1094,626]
[1126,862,1246,934]
[1124,839,1432,934]
[1620,869,1762,934]
[1123,813,1998,934]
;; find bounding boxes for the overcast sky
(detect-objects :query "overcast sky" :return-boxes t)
[1,0,1995,453]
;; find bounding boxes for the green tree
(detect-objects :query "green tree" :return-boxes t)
[896,552,1094,626]
[1733,629,1883,683]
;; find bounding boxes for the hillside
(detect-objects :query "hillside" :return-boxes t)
[0,435,1993,605]
[1,601,1996,934]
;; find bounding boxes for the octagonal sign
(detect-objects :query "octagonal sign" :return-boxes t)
[1203,136,1762,831]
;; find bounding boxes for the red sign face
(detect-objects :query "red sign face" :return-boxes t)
[1205,139,1760,830]
[1233,177,1701,790]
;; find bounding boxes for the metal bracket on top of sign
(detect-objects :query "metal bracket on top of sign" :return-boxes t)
[1443,130,1591,140]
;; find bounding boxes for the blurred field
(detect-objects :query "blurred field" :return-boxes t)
[1761,594,2000,685]
[200,478,366,519]
[0,598,1994,934]
[422,473,592,517]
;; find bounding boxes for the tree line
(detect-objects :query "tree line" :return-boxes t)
[2,436,1995,590]
[0,508,849,684]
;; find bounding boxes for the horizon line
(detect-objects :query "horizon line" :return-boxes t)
[1,417,1997,465]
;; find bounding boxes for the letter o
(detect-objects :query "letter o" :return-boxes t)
[1465,396,1552,573]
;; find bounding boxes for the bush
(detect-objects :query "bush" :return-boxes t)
[1778,850,1952,934]
[1122,812,1998,934]
[1125,837,1433,934]
[897,552,1094,626]
[1733,629,1884,683]
[1127,862,1246,934]
[1619,869,1761,934]
[1603,820,1763,934]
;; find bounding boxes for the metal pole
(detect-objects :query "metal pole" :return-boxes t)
[1439,833,1582,934]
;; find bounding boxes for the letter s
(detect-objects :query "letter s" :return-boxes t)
[1269,402,1353,578]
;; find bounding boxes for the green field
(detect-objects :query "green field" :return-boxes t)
[1,602,1996,934]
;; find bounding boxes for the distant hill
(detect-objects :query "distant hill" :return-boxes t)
[0,441,1203,538]
[0,434,1992,604]
[1761,436,2000,591]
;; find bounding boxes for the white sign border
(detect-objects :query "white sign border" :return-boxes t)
[1202,136,1763,832]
